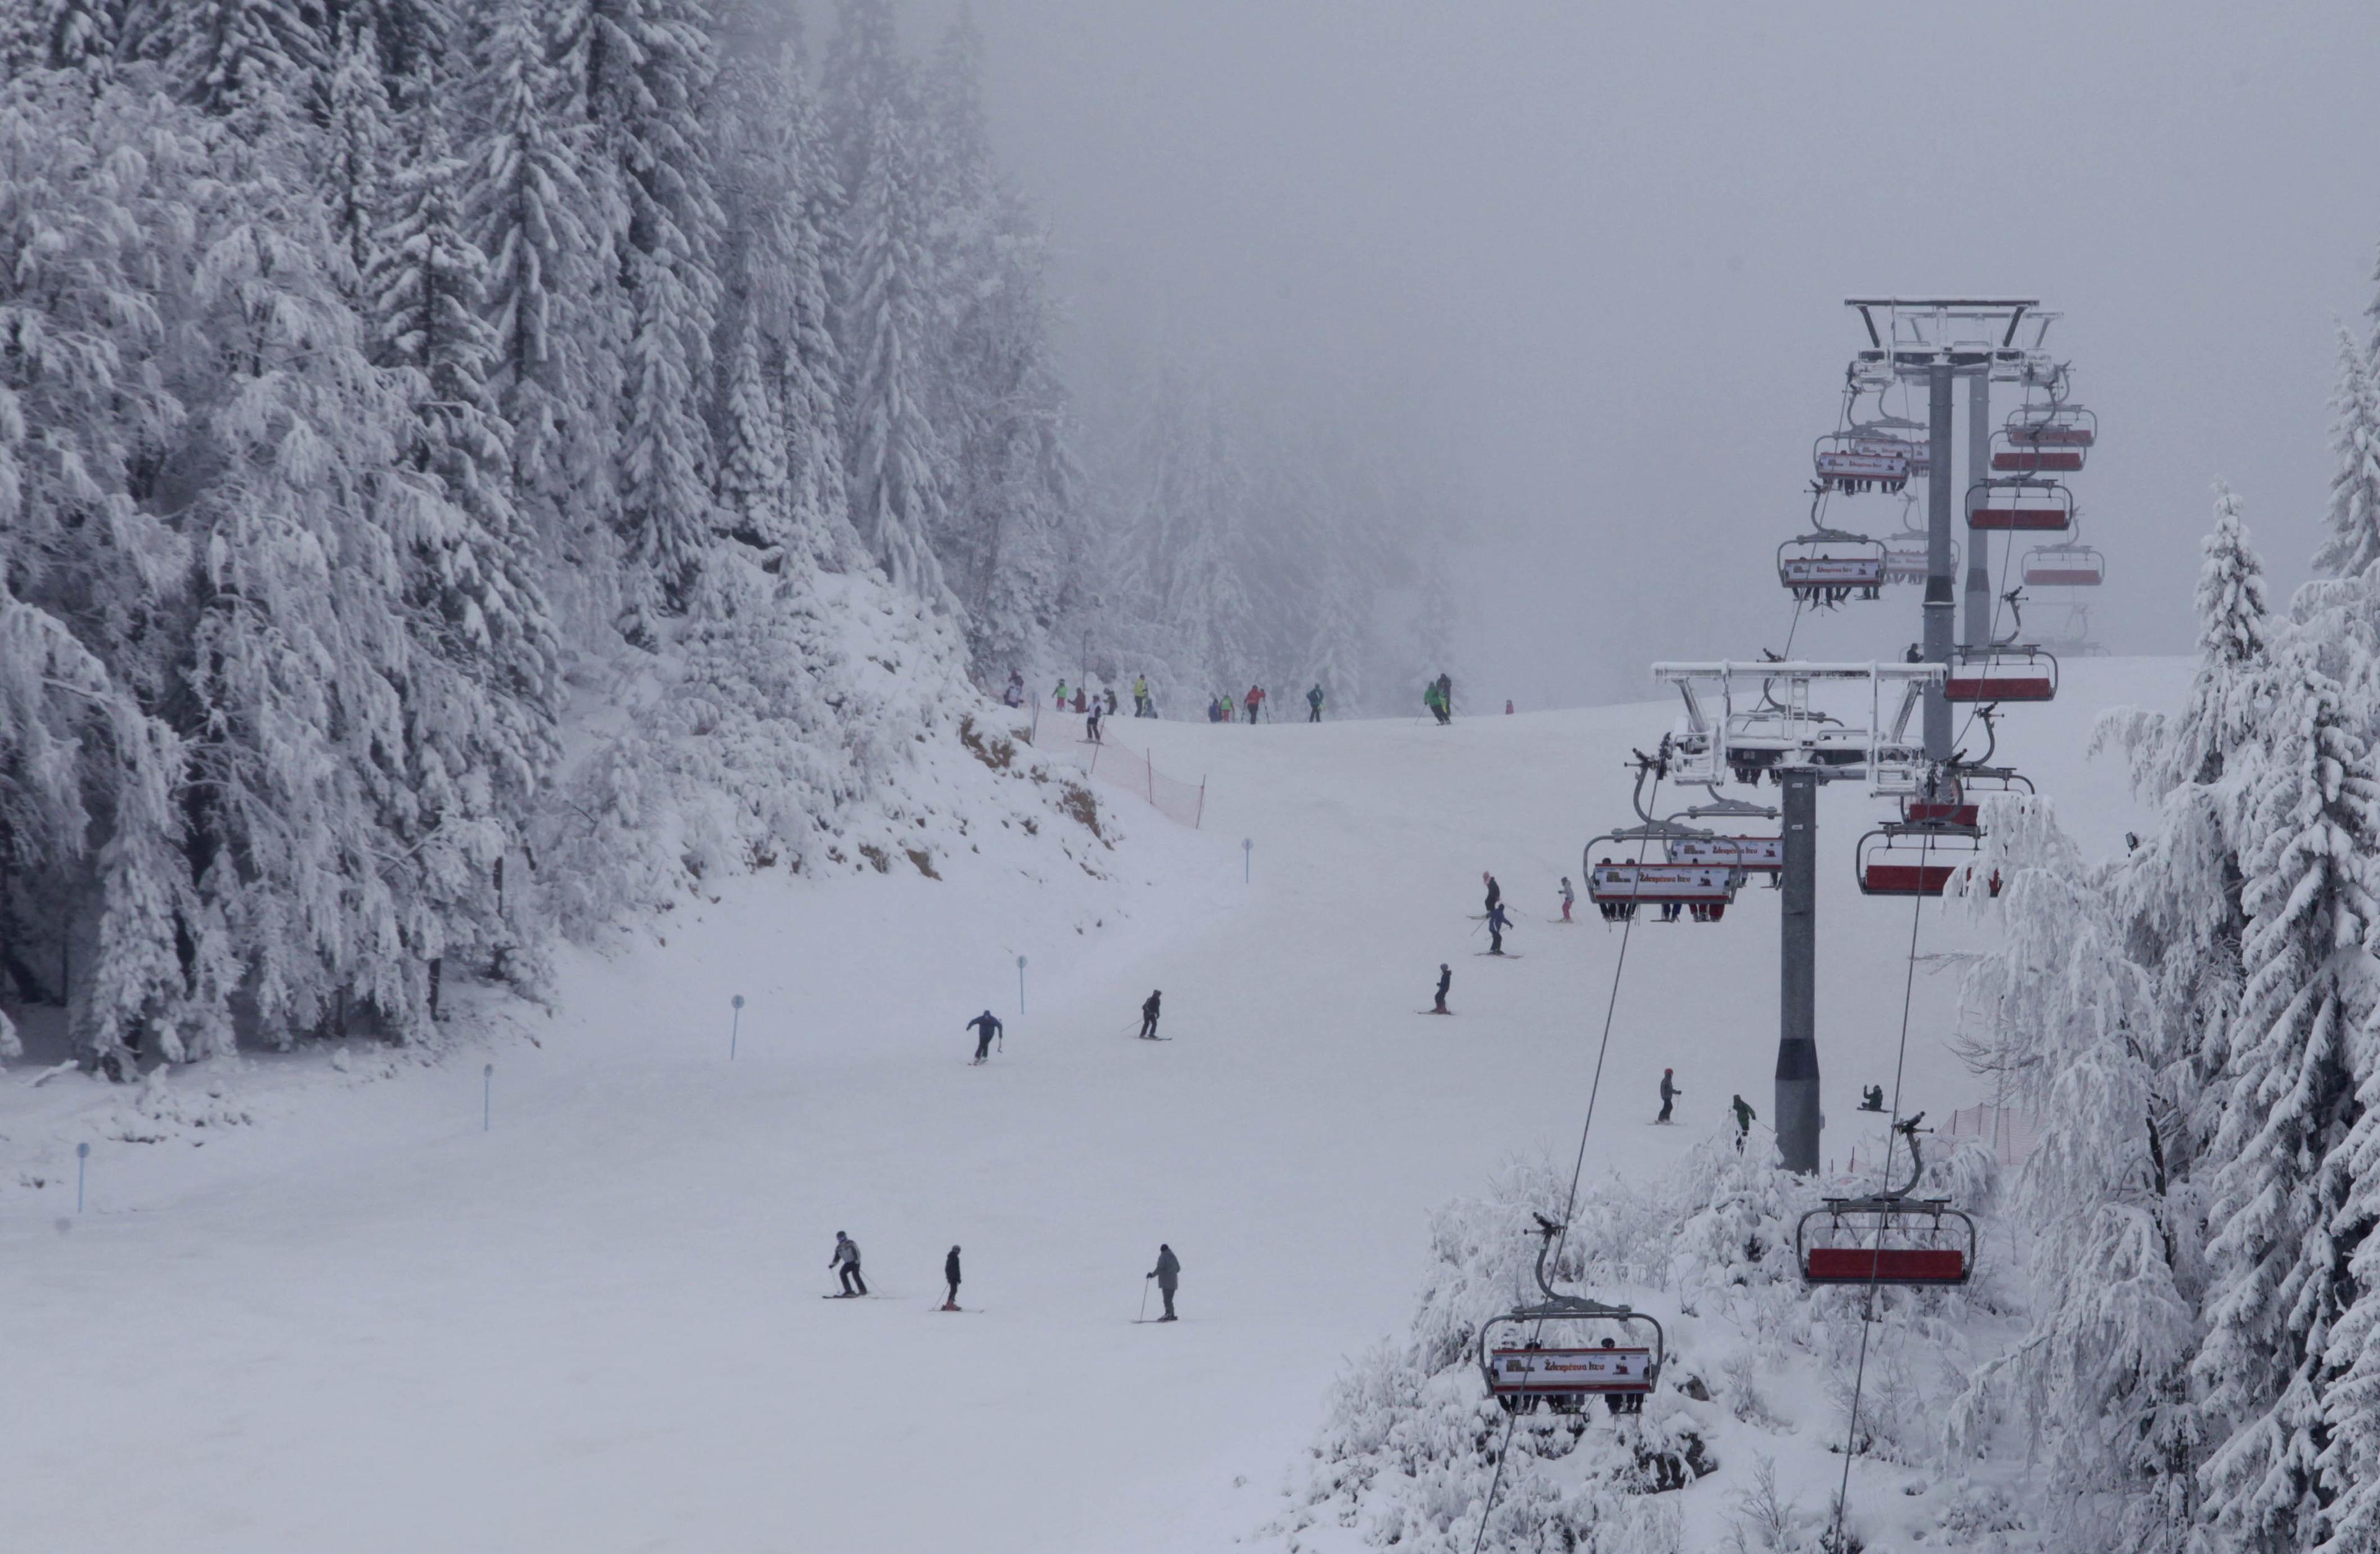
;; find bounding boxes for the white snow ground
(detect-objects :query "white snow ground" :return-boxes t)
[2,657,2187,1554]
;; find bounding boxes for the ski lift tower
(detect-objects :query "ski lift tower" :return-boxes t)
[1651,660,1947,1173]
[1844,300,2059,761]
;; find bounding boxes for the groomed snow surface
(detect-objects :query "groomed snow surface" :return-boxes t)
[4,659,2185,1553]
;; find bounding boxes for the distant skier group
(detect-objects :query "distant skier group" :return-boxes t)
[826,1230,1182,1320]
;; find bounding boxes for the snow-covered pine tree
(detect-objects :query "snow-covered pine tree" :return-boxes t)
[565,0,724,642]
[821,0,904,219]
[42,0,118,71]
[322,15,392,289]
[2317,323,2380,582]
[2193,626,2380,1554]
[331,0,452,102]
[463,0,612,585]
[126,0,328,117]
[1953,798,2197,1554]
[707,0,800,564]
[775,19,857,573]
[368,107,560,993]
[842,92,954,608]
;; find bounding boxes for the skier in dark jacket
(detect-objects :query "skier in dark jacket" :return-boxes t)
[1860,1085,1885,1112]
[1732,1093,1755,1151]
[1147,1243,1182,1321]
[831,1232,867,1296]
[943,1245,963,1310]
[967,1010,1002,1065]
[1307,684,1324,722]
[1433,963,1452,1013]
[1483,872,1501,916]
[1486,901,1512,955]
[1657,1068,1680,1124]
[1139,991,1162,1040]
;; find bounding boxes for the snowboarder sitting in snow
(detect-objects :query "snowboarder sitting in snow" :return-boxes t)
[1486,901,1513,955]
[967,1009,1003,1065]
[1139,990,1162,1040]
[1434,963,1452,1014]
[1732,1094,1755,1152]
[1147,1243,1182,1321]
[831,1232,866,1296]
[943,1245,963,1310]
[1657,1068,1680,1124]
[1860,1085,1885,1112]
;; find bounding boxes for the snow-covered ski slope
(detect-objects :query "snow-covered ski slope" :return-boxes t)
[4,658,2187,1553]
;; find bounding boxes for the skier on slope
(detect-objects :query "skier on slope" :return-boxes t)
[1104,687,1119,717]
[1657,1068,1680,1124]
[1134,676,1150,717]
[1307,684,1324,723]
[1433,963,1452,1013]
[1003,669,1024,707]
[1486,900,1513,956]
[1244,685,1265,723]
[1558,876,1576,923]
[967,1009,1003,1065]
[1423,679,1448,725]
[1139,990,1162,1040]
[1053,677,1069,709]
[1086,702,1103,744]
[1146,1243,1183,1322]
[943,1245,963,1310]
[1483,872,1502,916]
[1432,673,1454,725]
[830,1232,867,1296]
[1732,1094,1755,1152]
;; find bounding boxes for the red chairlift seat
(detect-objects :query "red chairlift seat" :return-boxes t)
[1942,645,2058,704]
[1966,480,2073,532]
[1991,446,2084,474]
[1797,1201,1975,1286]
[1855,821,1996,898]
[2021,543,2105,588]
[2004,404,2096,449]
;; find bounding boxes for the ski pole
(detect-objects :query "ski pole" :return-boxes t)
[1138,1278,1151,1323]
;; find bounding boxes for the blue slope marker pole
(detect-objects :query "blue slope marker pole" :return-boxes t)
[76,1141,89,1214]
[731,994,745,1059]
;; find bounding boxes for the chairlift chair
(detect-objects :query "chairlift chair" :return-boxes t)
[2021,542,2105,588]
[2003,401,2096,451]
[1942,643,2058,704]
[1854,820,1993,897]
[1990,425,2086,474]
[1797,1117,1977,1286]
[1778,530,1886,606]
[1814,433,1911,495]
[1585,854,1739,922]
[1966,479,2074,532]
[1481,1215,1666,1413]
[1666,833,1783,878]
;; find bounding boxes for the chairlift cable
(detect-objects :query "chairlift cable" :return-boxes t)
[1828,826,1936,1552]
[1468,769,1665,1554]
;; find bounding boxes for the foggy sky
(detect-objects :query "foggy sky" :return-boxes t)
[898,0,2380,708]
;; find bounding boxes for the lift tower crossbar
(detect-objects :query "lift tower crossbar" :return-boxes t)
[1651,661,1947,1173]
